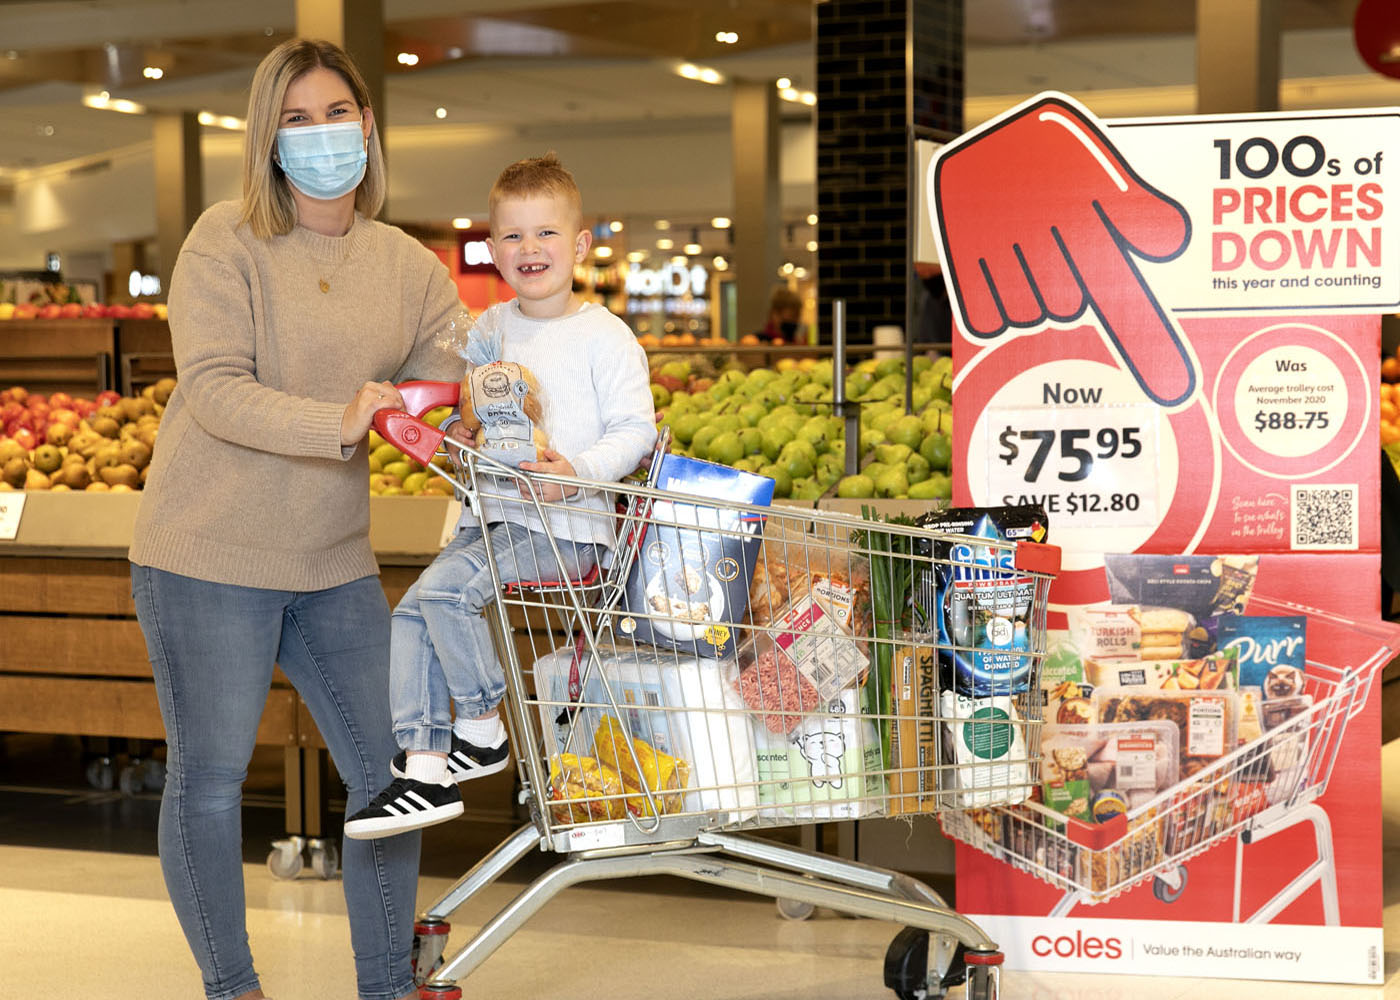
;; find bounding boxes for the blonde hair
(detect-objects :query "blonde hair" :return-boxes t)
[488,152,583,232]
[240,39,386,238]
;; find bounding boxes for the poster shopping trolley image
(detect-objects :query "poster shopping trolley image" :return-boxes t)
[929,93,1400,985]
[373,387,1061,1000]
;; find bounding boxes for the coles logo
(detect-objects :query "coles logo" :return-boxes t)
[1031,930,1124,960]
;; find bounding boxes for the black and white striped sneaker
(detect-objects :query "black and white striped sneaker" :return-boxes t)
[390,733,510,784]
[343,777,463,840]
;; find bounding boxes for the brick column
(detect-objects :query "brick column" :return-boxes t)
[816,0,963,343]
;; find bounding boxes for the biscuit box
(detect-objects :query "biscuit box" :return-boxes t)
[618,454,774,658]
[913,504,1049,697]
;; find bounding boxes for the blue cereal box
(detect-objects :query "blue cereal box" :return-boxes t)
[1217,615,1306,700]
[618,454,774,658]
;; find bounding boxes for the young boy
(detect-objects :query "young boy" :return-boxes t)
[346,153,657,839]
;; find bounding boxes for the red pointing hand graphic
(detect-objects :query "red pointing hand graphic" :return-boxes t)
[934,95,1195,407]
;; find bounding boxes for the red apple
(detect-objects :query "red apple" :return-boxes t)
[96,390,122,408]
[72,398,97,418]
[107,304,132,319]
[48,407,79,428]
[37,304,61,320]
[130,302,156,320]
[48,392,72,410]
[59,303,82,319]
[9,427,35,450]
[6,387,27,405]
[26,400,49,423]
[13,304,37,320]
[0,402,21,424]
[82,303,106,319]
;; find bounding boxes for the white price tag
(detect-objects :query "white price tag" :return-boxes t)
[0,491,25,540]
[984,403,1161,530]
[439,499,463,548]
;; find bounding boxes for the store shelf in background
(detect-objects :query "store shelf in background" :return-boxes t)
[0,319,117,397]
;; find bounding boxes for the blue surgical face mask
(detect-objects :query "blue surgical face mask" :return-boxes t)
[275,120,367,200]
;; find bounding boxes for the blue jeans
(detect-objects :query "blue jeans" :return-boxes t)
[131,565,418,1000]
[391,521,597,752]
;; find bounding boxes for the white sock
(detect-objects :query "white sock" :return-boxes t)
[455,714,507,748]
[403,752,449,784]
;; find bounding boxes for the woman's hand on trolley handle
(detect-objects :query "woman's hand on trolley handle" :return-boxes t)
[519,447,579,501]
[341,380,406,446]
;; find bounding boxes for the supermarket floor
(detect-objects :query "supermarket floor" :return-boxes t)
[2,734,1398,999]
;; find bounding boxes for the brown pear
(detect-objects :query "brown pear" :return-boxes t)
[91,416,121,439]
[119,439,152,470]
[23,467,51,490]
[152,377,177,406]
[56,463,91,489]
[2,456,26,488]
[99,464,140,489]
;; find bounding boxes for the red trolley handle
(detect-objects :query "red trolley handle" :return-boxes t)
[370,379,460,467]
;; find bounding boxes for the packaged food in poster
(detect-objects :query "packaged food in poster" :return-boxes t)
[1084,648,1237,692]
[751,686,885,820]
[888,641,940,814]
[533,644,757,818]
[1217,615,1307,700]
[1040,641,1094,727]
[618,454,774,658]
[1103,553,1259,622]
[1094,688,1237,780]
[938,690,1034,808]
[1260,694,1314,774]
[1066,605,1141,662]
[453,306,549,467]
[913,504,1049,697]
[1042,721,1179,816]
[546,754,628,824]
[592,715,690,816]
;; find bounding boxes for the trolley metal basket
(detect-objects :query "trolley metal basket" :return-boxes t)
[372,384,1062,1000]
[939,595,1396,921]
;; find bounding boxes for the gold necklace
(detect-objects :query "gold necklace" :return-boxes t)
[318,253,350,293]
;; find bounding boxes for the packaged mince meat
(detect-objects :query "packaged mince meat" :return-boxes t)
[913,504,1050,697]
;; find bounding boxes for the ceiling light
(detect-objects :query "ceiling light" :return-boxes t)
[806,213,818,225]
[142,66,163,80]
[627,250,646,263]
[794,267,808,279]
[197,111,214,125]
[594,245,613,258]
[711,216,731,229]
[698,67,723,85]
[217,115,245,130]
[713,256,728,271]
[396,52,419,66]
[39,124,54,136]
[451,217,473,229]
[806,240,818,252]
[715,31,738,44]
[609,220,624,233]
[447,47,463,59]
[781,262,795,274]
[776,77,792,90]
[435,107,447,119]
[684,242,702,255]
[656,237,674,250]
[671,255,688,266]
[84,93,145,114]
[678,63,701,80]
[800,91,816,106]
[780,87,799,102]
[655,219,671,231]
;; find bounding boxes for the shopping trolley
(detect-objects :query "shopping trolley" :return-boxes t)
[940,595,1397,922]
[373,382,1061,1000]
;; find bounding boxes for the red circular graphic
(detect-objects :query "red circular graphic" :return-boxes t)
[403,425,421,444]
[956,326,1216,607]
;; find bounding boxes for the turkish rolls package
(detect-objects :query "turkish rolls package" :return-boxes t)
[618,454,774,659]
[533,643,758,821]
[912,504,1050,809]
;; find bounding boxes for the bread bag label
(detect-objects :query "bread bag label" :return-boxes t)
[468,361,539,465]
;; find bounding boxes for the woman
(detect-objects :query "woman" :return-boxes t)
[129,38,463,1000]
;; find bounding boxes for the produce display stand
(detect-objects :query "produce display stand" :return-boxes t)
[0,317,177,399]
[0,490,478,879]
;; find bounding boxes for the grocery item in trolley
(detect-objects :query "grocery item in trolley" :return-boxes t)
[547,754,629,823]
[1083,647,1238,692]
[1041,721,1180,818]
[451,306,549,467]
[939,689,1035,808]
[593,715,690,815]
[618,453,773,658]
[532,643,758,819]
[1217,614,1307,699]
[1093,687,1238,779]
[913,504,1049,697]
[1103,553,1260,623]
[750,686,886,820]
[888,641,939,814]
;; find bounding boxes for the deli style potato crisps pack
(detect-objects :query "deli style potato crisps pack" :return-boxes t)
[1103,553,1260,622]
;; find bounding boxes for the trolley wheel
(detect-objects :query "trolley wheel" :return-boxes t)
[412,919,450,985]
[309,840,339,880]
[267,839,304,880]
[418,986,461,999]
[963,951,1003,1000]
[118,763,146,798]
[142,758,167,792]
[85,756,115,791]
[1152,866,1188,904]
[775,897,815,921]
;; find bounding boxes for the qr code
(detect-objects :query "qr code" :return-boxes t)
[1291,484,1358,550]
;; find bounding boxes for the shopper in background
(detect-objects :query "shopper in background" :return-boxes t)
[752,284,804,343]
[342,153,656,840]
[128,38,462,1000]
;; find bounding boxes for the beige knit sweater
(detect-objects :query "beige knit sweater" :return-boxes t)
[129,200,465,591]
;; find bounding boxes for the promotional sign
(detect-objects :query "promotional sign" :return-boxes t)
[931,93,1400,985]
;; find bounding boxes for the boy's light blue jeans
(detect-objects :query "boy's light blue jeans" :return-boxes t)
[391,521,598,752]
[130,565,418,1000]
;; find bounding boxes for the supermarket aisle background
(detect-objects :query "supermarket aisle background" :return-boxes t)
[1,733,1397,999]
